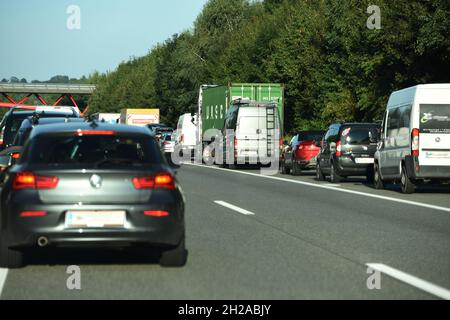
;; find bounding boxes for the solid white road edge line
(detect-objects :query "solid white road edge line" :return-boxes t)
[0,268,8,298]
[367,263,450,300]
[185,163,450,213]
[214,201,255,216]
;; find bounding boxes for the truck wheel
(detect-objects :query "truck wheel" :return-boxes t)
[373,163,384,189]
[0,234,25,268]
[292,160,301,176]
[316,163,325,181]
[160,235,187,268]
[401,165,415,194]
[330,162,342,183]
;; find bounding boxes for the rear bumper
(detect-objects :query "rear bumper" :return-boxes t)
[3,202,184,249]
[335,156,374,176]
[405,156,450,180]
[296,157,317,169]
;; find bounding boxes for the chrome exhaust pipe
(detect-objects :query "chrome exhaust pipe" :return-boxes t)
[37,236,49,248]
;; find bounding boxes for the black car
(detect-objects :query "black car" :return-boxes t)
[0,106,80,152]
[0,122,186,268]
[316,123,380,183]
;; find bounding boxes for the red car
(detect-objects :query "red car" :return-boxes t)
[281,131,324,176]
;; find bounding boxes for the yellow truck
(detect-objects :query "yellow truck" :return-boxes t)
[120,109,160,127]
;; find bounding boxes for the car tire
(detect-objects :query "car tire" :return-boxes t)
[0,234,25,269]
[316,163,325,181]
[373,163,384,189]
[160,235,187,267]
[292,160,301,176]
[401,165,415,194]
[281,159,290,175]
[330,162,342,183]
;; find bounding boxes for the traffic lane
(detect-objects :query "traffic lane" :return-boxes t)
[179,164,450,290]
[0,167,434,300]
[232,164,450,208]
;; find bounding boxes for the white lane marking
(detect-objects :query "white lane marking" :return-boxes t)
[0,268,8,298]
[214,201,255,216]
[185,163,450,213]
[367,263,450,300]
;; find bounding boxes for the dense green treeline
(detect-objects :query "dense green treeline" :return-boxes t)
[87,0,449,133]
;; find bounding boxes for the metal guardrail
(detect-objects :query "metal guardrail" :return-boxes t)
[0,83,96,94]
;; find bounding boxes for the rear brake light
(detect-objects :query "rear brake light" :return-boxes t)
[76,130,116,136]
[132,173,175,189]
[20,211,47,217]
[13,172,36,189]
[11,152,21,159]
[336,141,342,157]
[181,134,184,143]
[234,136,238,158]
[144,210,169,217]
[411,128,420,157]
[36,176,59,189]
[13,172,59,190]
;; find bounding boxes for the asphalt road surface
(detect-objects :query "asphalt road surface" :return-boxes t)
[1,164,449,299]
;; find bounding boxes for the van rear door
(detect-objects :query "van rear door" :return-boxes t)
[419,104,450,166]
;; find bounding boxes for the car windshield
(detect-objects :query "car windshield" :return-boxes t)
[27,134,161,167]
[341,127,379,145]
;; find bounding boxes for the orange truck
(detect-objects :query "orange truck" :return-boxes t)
[120,109,160,127]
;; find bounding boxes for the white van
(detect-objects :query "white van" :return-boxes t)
[374,84,450,193]
[223,100,281,165]
[175,113,197,156]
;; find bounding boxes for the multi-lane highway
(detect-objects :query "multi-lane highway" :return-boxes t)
[1,164,449,299]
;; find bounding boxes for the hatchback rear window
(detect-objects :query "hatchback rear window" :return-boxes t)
[341,127,379,145]
[298,132,324,142]
[420,104,450,134]
[27,134,161,167]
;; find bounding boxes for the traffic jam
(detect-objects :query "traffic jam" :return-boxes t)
[0,83,449,270]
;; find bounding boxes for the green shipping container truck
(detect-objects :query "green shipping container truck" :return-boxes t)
[197,83,284,144]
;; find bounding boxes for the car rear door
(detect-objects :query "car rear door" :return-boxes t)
[340,126,378,165]
[419,104,450,166]
[236,110,260,161]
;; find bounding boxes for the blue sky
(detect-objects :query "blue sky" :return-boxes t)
[0,0,209,81]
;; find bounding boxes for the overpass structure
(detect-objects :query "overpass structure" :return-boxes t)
[0,83,96,115]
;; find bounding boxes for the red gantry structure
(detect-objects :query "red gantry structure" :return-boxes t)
[0,83,96,116]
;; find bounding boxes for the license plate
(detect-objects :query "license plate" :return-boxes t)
[65,211,126,228]
[355,158,374,164]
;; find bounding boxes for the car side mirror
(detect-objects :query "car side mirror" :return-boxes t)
[315,140,322,147]
[283,140,288,146]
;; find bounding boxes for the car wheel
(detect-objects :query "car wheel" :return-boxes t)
[316,163,325,181]
[330,162,342,183]
[160,235,187,267]
[373,163,384,189]
[280,159,287,174]
[292,160,301,176]
[0,233,25,268]
[401,165,415,194]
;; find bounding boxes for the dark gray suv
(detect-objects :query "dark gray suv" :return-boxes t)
[316,123,380,183]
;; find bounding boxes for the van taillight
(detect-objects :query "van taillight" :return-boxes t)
[234,136,238,159]
[181,134,184,143]
[412,128,420,157]
[132,173,175,190]
[336,141,342,157]
[13,172,59,190]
